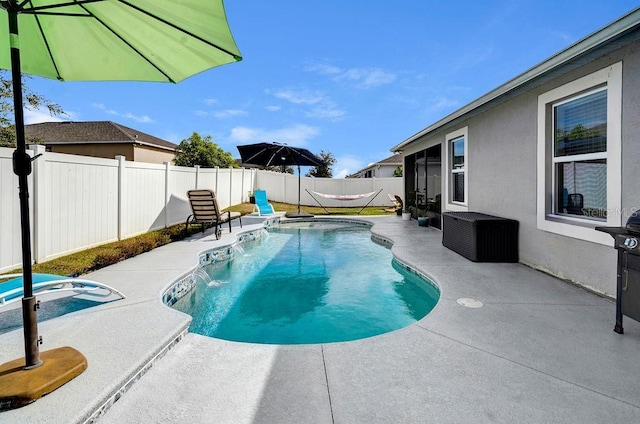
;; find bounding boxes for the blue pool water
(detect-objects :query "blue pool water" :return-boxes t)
[173,222,440,344]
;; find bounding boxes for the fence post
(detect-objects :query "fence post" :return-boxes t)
[30,144,46,263]
[164,161,170,228]
[229,167,233,206]
[241,167,245,202]
[116,155,126,240]
[195,165,200,189]
[215,167,219,197]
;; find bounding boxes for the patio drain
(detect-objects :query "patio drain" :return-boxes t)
[456,298,483,308]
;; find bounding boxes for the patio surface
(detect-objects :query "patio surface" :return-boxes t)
[1,215,640,424]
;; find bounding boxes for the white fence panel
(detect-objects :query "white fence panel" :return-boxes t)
[215,168,232,210]
[167,166,196,227]
[38,152,119,262]
[196,167,218,192]
[122,161,166,237]
[0,147,30,272]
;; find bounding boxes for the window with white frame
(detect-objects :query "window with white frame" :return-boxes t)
[445,127,468,210]
[537,63,621,244]
[553,88,607,220]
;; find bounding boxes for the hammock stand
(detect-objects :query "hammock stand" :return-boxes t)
[305,189,383,214]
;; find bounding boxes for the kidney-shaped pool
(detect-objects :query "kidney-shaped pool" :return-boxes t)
[172,220,440,344]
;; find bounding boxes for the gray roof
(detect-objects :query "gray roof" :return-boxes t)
[392,6,640,151]
[25,121,177,151]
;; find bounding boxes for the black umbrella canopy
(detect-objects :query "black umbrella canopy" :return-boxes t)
[237,142,324,218]
[237,142,324,167]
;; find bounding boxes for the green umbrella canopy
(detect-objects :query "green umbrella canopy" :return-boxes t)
[0,0,242,376]
[0,0,242,82]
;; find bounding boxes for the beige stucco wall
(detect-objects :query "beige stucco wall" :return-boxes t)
[133,145,176,164]
[50,144,134,161]
[48,144,176,164]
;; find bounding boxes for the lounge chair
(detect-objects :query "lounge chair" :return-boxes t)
[0,273,125,308]
[253,190,275,215]
[186,189,242,239]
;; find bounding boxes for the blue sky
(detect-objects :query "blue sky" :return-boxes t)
[24,1,640,178]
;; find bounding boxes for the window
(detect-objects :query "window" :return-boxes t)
[537,63,622,244]
[451,137,465,202]
[445,127,468,211]
[553,89,607,220]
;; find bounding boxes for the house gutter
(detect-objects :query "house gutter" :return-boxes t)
[391,7,640,152]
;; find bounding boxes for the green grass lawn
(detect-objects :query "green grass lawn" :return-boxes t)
[1,202,394,279]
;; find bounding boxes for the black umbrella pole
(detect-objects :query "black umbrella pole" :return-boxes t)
[9,8,42,369]
[297,165,301,214]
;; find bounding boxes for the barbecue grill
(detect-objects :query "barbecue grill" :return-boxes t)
[596,213,640,334]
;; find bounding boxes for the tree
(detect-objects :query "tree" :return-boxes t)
[263,165,294,174]
[1,71,65,147]
[306,150,335,178]
[393,165,403,177]
[174,132,237,168]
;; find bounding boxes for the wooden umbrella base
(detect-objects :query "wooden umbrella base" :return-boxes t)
[0,346,87,411]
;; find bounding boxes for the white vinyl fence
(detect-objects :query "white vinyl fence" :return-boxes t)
[254,170,402,208]
[0,146,255,273]
[0,147,402,272]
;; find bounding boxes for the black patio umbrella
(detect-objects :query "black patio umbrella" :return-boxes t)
[237,142,324,218]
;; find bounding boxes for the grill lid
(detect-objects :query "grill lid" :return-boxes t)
[627,213,640,234]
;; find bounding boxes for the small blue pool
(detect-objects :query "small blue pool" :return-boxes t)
[172,221,440,344]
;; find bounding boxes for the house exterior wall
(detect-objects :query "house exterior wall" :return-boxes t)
[133,144,176,164]
[49,144,135,161]
[402,39,640,296]
[47,143,176,164]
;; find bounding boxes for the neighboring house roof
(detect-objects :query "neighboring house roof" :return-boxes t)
[348,153,404,178]
[25,121,177,152]
[392,7,640,151]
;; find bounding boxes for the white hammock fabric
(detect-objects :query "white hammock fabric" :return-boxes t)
[305,189,383,215]
[311,191,378,201]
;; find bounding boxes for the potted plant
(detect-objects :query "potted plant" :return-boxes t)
[401,209,411,221]
[417,213,429,227]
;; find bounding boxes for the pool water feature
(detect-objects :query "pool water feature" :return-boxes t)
[172,221,440,344]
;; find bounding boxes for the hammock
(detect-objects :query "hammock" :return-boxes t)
[305,189,383,214]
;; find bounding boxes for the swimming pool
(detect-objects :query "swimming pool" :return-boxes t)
[172,220,440,344]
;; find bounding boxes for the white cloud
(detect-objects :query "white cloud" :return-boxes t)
[92,103,155,124]
[123,113,154,123]
[306,105,346,121]
[229,124,320,147]
[273,89,324,105]
[338,68,397,88]
[211,109,248,119]
[194,110,209,117]
[265,105,281,112]
[333,155,365,179]
[304,63,342,76]
[306,63,397,89]
[24,107,67,125]
[269,88,345,121]
[428,97,460,113]
[203,98,218,105]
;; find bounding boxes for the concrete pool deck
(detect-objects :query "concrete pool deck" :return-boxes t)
[1,215,640,423]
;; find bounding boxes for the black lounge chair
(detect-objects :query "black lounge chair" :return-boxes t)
[186,189,242,239]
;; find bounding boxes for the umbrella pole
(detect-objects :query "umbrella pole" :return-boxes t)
[0,8,87,411]
[297,164,301,214]
[8,6,41,370]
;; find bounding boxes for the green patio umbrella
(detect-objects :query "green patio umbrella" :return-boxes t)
[0,0,241,409]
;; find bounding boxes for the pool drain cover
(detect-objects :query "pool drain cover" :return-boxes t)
[456,298,483,308]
